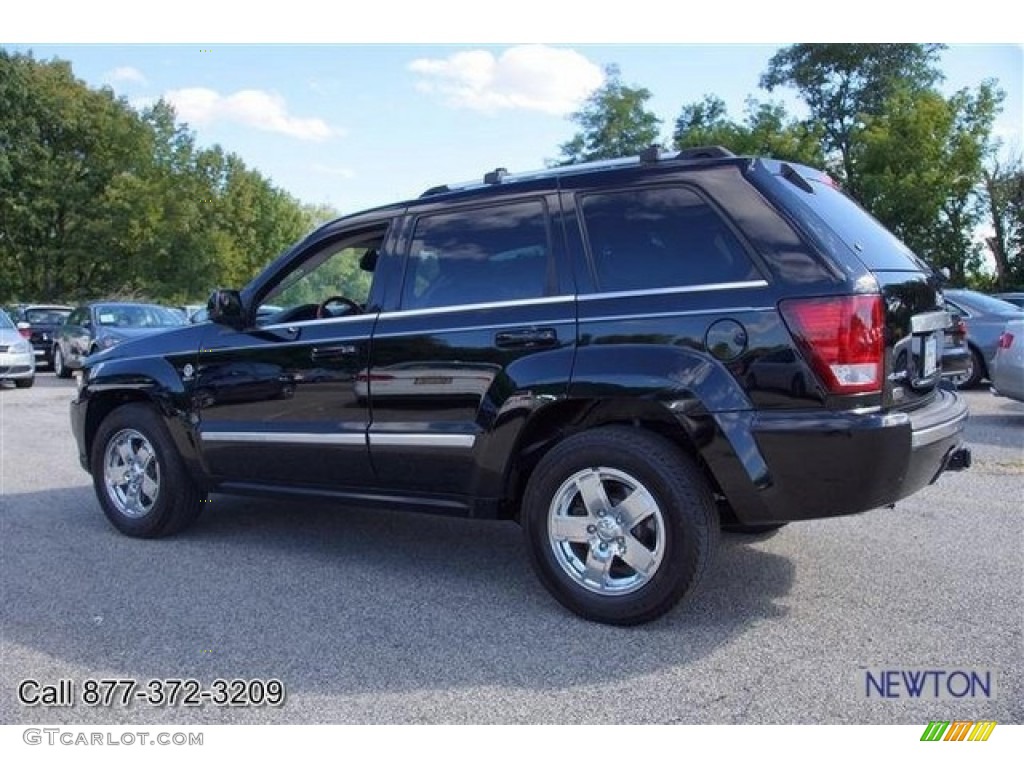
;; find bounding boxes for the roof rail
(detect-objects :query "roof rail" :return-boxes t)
[676,145,735,160]
[483,167,508,185]
[420,184,451,198]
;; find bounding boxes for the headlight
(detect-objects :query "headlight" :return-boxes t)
[11,340,31,354]
[98,335,123,349]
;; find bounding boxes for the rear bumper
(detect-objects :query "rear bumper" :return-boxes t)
[707,389,970,524]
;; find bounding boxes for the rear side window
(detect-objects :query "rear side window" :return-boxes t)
[771,175,931,272]
[402,200,552,310]
[580,186,760,292]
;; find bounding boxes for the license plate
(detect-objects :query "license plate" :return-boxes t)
[414,376,452,385]
[923,333,938,377]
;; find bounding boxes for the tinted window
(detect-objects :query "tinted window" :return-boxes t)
[402,200,551,310]
[94,305,186,328]
[25,308,71,324]
[581,186,759,292]
[69,308,88,326]
[770,174,932,272]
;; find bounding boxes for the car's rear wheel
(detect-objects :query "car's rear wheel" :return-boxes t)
[53,345,71,379]
[91,403,203,538]
[521,426,718,625]
[954,347,985,389]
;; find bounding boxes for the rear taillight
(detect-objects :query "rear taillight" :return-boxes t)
[779,295,884,395]
[998,331,1014,350]
[18,327,32,339]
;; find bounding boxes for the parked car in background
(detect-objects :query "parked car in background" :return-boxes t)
[990,318,1024,403]
[0,310,36,388]
[941,310,971,386]
[52,302,187,378]
[189,304,282,324]
[993,292,1024,309]
[942,289,1024,388]
[8,304,72,369]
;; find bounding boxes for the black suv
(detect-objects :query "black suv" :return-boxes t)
[70,148,971,625]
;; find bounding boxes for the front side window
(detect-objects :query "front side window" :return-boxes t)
[580,186,760,292]
[402,200,552,310]
[261,228,386,324]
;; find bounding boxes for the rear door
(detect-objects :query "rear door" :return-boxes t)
[368,193,576,497]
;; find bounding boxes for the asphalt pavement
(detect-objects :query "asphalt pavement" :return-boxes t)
[1,373,1021,724]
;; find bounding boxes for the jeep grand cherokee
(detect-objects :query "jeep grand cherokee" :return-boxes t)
[70,147,971,625]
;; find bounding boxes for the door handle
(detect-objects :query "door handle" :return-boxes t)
[311,344,357,361]
[495,328,557,349]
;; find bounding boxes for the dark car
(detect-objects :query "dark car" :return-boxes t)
[8,304,72,368]
[942,289,1024,388]
[70,148,971,625]
[53,302,187,378]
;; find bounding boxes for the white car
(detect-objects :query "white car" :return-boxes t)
[990,317,1024,403]
[0,311,36,388]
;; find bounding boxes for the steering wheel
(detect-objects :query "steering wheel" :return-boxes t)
[316,295,362,319]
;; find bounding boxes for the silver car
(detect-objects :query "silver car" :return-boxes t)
[943,289,1024,388]
[0,310,36,388]
[990,317,1024,404]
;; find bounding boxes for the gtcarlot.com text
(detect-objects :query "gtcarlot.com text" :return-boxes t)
[23,729,203,747]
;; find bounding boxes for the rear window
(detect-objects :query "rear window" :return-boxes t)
[25,308,70,324]
[580,186,760,292]
[770,173,932,272]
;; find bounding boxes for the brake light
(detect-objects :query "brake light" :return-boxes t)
[779,295,884,395]
[18,327,32,339]
[998,332,1014,349]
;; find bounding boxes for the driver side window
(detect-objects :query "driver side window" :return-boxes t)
[264,227,387,322]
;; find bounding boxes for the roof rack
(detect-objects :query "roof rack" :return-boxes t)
[418,146,737,198]
[676,145,735,160]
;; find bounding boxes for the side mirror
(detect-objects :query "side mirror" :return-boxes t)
[208,289,246,328]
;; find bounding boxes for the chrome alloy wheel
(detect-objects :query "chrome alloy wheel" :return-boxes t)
[547,467,666,595]
[103,429,161,519]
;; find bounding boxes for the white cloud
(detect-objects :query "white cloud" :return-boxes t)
[409,45,604,115]
[106,66,147,84]
[164,87,336,141]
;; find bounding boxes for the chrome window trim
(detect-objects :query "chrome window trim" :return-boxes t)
[258,313,378,332]
[382,295,575,320]
[373,317,574,340]
[577,280,769,302]
[580,306,774,325]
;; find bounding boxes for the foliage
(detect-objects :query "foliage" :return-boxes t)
[555,65,661,165]
[982,156,1024,289]
[673,95,825,167]
[759,43,947,191]
[0,50,314,305]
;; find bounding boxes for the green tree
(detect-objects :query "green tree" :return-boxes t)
[555,65,661,165]
[760,44,946,191]
[852,83,1002,284]
[982,156,1024,289]
[673,95,824,167]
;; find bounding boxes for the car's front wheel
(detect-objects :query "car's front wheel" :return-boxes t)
[91,403,203,538]
[521,426,718,625]
[53,345,71,379]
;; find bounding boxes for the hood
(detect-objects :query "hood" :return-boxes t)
[85,323,208,365]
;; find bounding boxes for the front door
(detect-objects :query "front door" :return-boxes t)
[196,224,391,489]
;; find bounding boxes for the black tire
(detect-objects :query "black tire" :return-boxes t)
[53,345,71,379]
[90,403,203,538]
[956,346,985,389]
[521,426,718,625]
[14,377,35,389]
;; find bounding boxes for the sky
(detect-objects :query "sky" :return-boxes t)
[4,7,1022,217]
